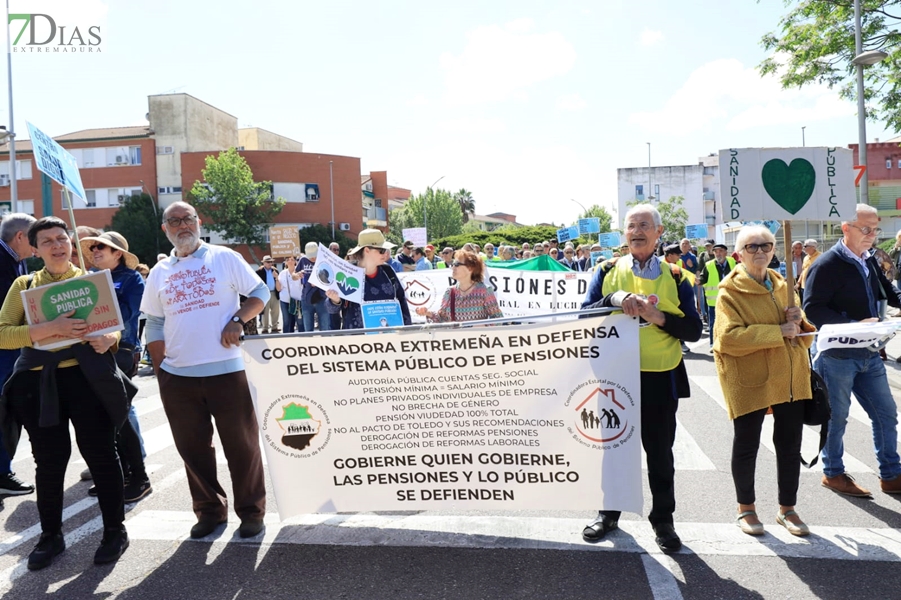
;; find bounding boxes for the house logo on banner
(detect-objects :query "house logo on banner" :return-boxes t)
[403,277,438,307]
[566,379,637,450]
[262,394,331,457]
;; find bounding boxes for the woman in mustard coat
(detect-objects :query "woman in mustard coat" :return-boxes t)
[713,226,816,537]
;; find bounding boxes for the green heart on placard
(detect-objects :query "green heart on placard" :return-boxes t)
[41,279,99,320]
[761,158,816,215]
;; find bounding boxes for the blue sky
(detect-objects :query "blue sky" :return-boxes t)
[3,0,894,225]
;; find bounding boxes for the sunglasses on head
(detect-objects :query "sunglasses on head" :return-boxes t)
[89,243,108,252]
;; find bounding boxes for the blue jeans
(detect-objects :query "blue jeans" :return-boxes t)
[280,301,299,333]
[815,351,901,480]
[0,349,19,473]
[302,299,332,332]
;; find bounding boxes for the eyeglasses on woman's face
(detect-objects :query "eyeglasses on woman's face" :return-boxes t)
[89,243,108,252]
[369,247,387,254]
[451,261,469,268]
[743,242,774,254]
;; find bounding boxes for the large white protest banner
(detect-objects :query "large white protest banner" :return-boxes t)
[399,268,594,322]
[718,147,855,222]
[243,314,642,518]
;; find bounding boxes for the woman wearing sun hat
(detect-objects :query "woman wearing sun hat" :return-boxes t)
[80,231,152,505]
[325,229,411,329]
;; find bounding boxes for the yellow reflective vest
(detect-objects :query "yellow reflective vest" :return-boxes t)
[602,258,685,372]
[704,257,736,307]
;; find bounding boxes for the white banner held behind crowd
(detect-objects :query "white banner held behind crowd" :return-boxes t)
[243,314,642,519]
[399,268,594,322]
[816,321,901,353]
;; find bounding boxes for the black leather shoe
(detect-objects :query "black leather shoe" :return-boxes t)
[582,512,618,543]
[190,518,226,539]
[653,523,682,553]
[238,519,264,538]
[94,528,129,565]
[28,532,65,571]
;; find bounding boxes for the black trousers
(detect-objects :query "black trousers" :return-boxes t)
[114,348,146,481]
[732,401,804,507]
[9,367,124,534]
[602,370,678,526]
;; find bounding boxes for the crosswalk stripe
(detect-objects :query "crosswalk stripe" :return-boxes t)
[121,510,901,563]
[641,420,716,471]
[691,375,874,474]
[642,554,685,600]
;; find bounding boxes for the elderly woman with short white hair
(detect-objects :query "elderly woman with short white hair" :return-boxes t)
[713,225,816,537]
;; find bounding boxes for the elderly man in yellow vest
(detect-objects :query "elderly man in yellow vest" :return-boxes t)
[798,239,820,301]
[699,243,736,347]
[579,203,703,554]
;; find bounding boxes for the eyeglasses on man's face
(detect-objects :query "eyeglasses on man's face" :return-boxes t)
[743,242,774,254]
[626,221,655,232]
[166,215,198,228]
[849,224,882,237]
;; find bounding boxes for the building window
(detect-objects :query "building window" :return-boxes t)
[654,184,660,199]
[897,159,901,169]
[888,159,893,169]
[62,189,96,208]
[635,185,644,200]
[16,200,34,215]
[375,199,382,208]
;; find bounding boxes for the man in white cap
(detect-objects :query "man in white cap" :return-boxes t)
[255,255,280,333]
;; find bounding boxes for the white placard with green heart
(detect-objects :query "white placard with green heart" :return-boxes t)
[718,147,855,222]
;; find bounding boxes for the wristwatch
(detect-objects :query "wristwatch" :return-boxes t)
[231,315,245,326]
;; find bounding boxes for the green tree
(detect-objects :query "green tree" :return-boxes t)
[387,188,463,244]
[577,204,614,233]
[431,224,562,251]
[627,196,689,241]
[189,147,286,263]
[453,188,476,223]
[760,1,901,130]
[108,193,173,265]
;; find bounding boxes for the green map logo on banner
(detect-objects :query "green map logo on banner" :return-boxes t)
[41,279,99,320]
[277,402,322,450]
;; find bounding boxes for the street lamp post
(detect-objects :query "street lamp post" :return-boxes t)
[5,0,17,205]
[646,142,653,201]
[426,175,444,234]
[852,0,888,206]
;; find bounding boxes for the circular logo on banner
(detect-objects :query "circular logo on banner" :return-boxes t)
[262,394,331,458]
[565,380,637,451]
[404,278,434,307]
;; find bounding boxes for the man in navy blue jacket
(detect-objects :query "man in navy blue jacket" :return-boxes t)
[804,203,901,498]
[0,214,35,497]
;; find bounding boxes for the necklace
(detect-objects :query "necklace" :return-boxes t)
[457,282,476,294]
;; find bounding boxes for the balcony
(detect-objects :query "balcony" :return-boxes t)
[365,206,387,226]
[703,190,715,201]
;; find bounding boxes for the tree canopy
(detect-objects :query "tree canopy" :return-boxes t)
[388,188,463,243]
[189,147,286,263]
[760,1,901,130]
[454,188,475,223]
[107,193,173,265]
[298,223,357,258]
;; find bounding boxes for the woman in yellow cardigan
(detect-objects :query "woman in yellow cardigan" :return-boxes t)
[713,225,816,538]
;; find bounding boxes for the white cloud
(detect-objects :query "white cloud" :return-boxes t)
[627,58,854,135]
[436,117,506,134]
[639,29,663,47]
[556,93,587,111]
[440,18,577,105]
[405,94,428,108]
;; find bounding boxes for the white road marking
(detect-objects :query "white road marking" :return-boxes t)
[121,511,901,563]
[640,420,716,471]
[642,553,685,600]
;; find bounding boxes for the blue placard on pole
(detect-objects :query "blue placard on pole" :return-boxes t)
[598,232,622,248]
[578,218,600,235]
[556,225,580,243]
[684,223,709,239]
[26,122,86,203]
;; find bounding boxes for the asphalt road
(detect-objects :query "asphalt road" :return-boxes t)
[3,332,901,599]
